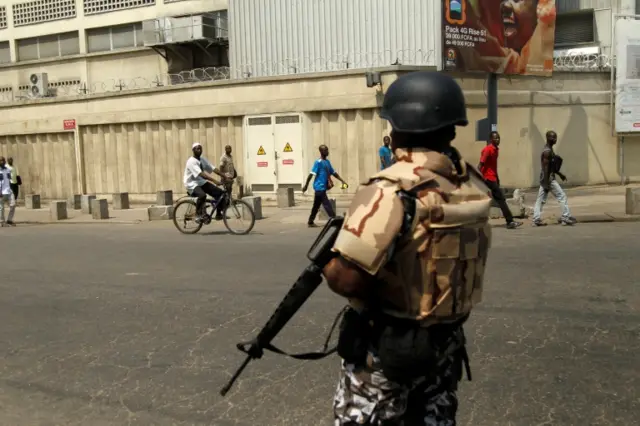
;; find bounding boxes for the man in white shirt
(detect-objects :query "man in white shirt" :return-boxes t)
[0,156,16,226]
[184,142,232,223]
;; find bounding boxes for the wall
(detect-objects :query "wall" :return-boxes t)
[228,0,440,78]
[0,67,633,202]
[0,132,78,199]
[0,48,168,103]
[80,117,242,200]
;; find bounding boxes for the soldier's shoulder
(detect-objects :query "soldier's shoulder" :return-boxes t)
[347,178,404,221]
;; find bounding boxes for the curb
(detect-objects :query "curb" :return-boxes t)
[14,219,145,226]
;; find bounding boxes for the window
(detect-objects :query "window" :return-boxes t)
[0,6,7,29]
[86,23,143,53]
[16,31,80,61]
[0,41,10,63]
[12,0,76,27]
[554,10,595,47]
[83,0,155,16]
[556,0,581,14]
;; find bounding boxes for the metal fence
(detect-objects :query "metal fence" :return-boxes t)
[0,49,614,105]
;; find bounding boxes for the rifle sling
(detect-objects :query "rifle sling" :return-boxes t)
[240,305,348,361]
[262,342,338,360]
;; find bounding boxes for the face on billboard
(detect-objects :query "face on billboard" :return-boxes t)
[501,0,538,52]
[441,0,556,76]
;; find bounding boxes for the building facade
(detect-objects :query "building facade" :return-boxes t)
[0,0,638,203]
[554,0,638,64]
[0,0,228,103]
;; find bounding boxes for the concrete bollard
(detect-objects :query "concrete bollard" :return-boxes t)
[68,194,82,210]
[25,194,41,209]
[81,194,96,214]
[148,205,174,221]
[276,187,294,208]
[113,192,130,210]
[625,187,640,215]
[91,198,109,220]
[49,201,68,220]
[156,190,173,206]
[318,198,338,220]
[241,196,263,220]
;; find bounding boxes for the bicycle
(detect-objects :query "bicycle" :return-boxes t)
[172,184,256,235]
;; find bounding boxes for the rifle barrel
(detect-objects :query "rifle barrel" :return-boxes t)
[220,354,252,396]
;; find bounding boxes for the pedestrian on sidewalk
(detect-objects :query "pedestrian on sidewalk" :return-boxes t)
[478,131,522,229]
[7,157,20,202]
[302,144,348,227]
[379,136,394,170]
[0,156,16,226]
[532,130,576,226]
[219,145,237,195]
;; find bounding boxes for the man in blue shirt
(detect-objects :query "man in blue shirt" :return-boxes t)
[302,144,348,227]
[379,136,394,169]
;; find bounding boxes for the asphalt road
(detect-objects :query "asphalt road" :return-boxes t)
[0,220,638,426]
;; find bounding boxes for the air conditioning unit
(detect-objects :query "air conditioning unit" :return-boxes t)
[29,72,49,98]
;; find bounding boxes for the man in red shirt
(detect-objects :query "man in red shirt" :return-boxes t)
[479,131,522,229]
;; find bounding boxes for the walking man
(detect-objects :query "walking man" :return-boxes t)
[7,157,20,201]
[219,145,237,195]
[478,131,522,229]
[302,144,348,227]
[0,156,16,226]
[379,136,394,169]
[533,130,576,226]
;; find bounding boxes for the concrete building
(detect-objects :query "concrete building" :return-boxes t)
[554,0,638,59]
[0,0,229,102]
[0,0,638,203]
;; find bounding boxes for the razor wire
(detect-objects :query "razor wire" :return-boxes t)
[0,49,615,105]
[553,52,612,72]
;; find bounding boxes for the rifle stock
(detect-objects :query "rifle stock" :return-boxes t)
[220,217,345,397]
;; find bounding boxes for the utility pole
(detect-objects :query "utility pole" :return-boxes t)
[476,73,498,142]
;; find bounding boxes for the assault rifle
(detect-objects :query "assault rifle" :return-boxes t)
[220,216,345,397]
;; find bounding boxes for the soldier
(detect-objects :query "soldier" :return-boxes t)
[322,71,493,425]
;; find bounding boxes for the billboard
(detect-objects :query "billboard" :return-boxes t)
[442,0,557,76]
[614,19,640,134]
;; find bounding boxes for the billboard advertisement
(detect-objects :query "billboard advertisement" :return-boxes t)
[614,19,640,134]
[442,0,557,76]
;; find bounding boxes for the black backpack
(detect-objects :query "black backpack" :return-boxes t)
[551,154,563,174]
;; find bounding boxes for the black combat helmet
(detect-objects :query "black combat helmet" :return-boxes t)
[379,71,468,133]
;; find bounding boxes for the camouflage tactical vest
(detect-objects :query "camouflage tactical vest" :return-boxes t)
[367,148,493,327]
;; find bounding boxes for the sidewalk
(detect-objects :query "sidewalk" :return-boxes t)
[6,184,640,227]
[517,184,639,224]
[261,184,640,227]
[10,204,149,225]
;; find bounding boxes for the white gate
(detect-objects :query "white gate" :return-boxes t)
[274,114,304,192]
[245,115,276,192]
[244,113,305,193]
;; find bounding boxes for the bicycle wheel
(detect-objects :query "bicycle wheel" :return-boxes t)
[173,199,203,234]
[223,199,256,235]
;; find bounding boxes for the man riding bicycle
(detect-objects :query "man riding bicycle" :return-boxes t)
[184,142,232,223]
